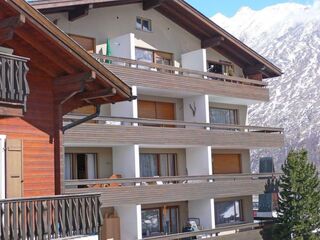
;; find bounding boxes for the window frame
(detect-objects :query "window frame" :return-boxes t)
[136,16,152,32]
[207,60,234,76]
[209,107,239,125]
[135,47,173,66]
[214,199,244,226]
[140,153,178,177]
[64,153,98,180]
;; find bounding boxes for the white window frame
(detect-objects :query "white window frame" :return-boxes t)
[0,135,6,199]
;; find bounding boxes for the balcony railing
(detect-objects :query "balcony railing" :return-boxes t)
[65,173,280,188]
[94,54,267,88]
[64,114,284,134]
[65,174,280,206]
[0,193,102,240]
[140,222,273,240]
[0,52,30,110]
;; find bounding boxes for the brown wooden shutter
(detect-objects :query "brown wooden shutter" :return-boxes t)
[138,100,157,119]
[213,154,242,174]
[156,102,175,120]
[6,139,23,198]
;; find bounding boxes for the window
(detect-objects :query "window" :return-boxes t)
[135,47,172,66]
[215,200,243,225]
[208,61,234,76]
[140,153,177,177]
[209,108,238,125]
[64,153,97,180]
[136,17,152,32]
[142,206,179,237]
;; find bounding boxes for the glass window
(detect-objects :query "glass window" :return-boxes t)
[136,17,152,32]
[215,200,242,225]
[210,108,238,125]
[135,48,153,63]
[142,209,161,237]
[64,153,97,180]
[208,62,223,74]
[64,153,73,180]
[140,153,177,177]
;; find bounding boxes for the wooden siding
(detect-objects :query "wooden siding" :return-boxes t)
[66,178,270,207]
[0,76,55,197]
[106,63,270,102]
[64,123,284,149]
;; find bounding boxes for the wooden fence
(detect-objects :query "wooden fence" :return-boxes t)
[0,193,102,240]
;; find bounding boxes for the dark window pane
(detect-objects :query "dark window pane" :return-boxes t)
[210,108,237,125]
[208,63,223,74]
[215,200,242,225]
[142,209,161,237]
[136,17,142,30]
[142,19,152,32]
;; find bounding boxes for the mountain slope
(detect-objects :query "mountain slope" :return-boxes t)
[212,1,320,170]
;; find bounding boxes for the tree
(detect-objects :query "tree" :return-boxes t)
[273,150,320,240]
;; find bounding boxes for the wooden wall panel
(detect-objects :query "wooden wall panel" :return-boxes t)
[106,65,270,102]
[66,179,268,207]
[0,75,56,197]
[64,124,284,149]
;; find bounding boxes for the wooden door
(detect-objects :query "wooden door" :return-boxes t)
[69,34,96,53]
[213,154,241,174]
[6,139,23,198]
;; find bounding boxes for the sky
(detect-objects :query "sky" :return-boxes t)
[186,0,312,17]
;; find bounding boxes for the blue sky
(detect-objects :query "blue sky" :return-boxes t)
[186,0,311,17]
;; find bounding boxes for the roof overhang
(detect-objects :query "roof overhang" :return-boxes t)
[30,0,282,79]
[0,0,133,115]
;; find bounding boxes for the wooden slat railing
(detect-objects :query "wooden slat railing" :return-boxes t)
[0,52,30,110]
[94,54,267,88]
[65,173,281,188]
[139,221,271,240]
[0,193,102,240]
[64,114,284,134]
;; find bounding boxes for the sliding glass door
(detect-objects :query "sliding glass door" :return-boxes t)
[64,153,97,180]
[140,153,177,177]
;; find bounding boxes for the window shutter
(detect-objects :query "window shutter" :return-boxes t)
[6,139,23,198]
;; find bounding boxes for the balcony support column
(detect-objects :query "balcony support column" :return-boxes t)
[114,205,142,240]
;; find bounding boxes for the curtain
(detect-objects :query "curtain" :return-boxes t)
[64,153,72,180]
[86,154,97,179]
[210,108,236,124]
[140,154,158,177]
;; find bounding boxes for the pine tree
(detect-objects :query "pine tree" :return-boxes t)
[273,150,320,240]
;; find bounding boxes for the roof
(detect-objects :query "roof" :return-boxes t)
[0,0,133,114]
[29,0,282,79]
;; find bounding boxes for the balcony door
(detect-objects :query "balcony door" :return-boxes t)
[140,153,177,177]
[213,154,242,174]
[65,153,97,180]
[138,100,175,121]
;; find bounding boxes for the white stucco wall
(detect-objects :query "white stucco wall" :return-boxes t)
[186,147,212,176]
[188,198,215,229]
[111,86,137,118]
[114,205,142,240]
[181,49,207,72]
[47,3,201,64]
[113,145,140,178]
[183,95,210,124]
[0,135,6,199]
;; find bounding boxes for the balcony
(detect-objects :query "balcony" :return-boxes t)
[65,173,280,207]
[63,115,284,149]
[0,52,30,116]
[0,193,102,240]
[95,54,269,102]
[140,222,273,240]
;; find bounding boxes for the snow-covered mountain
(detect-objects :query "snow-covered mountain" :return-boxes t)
[212,1,320,171]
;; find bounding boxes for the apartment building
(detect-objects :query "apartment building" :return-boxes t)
[32,0,284,239]
[0,0,132,239]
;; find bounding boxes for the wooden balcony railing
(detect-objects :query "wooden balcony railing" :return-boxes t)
[0,52,30,111]
[140,221,273,240]
[0,193,102,240]
[65,173,280,189]
[94,54,267,88]
[64,114,284,134]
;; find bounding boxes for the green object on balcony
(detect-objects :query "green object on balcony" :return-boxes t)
[106,38,112,64]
